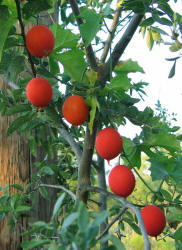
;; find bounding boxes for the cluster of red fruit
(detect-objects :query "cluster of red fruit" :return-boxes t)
[25,25,166,238]
[25,25,89,125]
[95,127,166,237]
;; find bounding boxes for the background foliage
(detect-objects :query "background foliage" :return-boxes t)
[0,0,182,249]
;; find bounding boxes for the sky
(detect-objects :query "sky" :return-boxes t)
[118,33,182,138]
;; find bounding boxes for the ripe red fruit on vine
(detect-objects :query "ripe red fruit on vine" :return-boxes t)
[26,77,53,108]
[62,95,89,126]
[26,25,55,58]
[95,127,123,162]
[141,205,166,237]
[108,165,135,198]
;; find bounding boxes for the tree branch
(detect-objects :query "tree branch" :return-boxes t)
[99,13,144,84]
[39,184,76,201]
[68,0,98,71]
[100,7,122,63]
[58,127,82,164]
[14,0,36,77]
[76,122,97,202]
[97,207,127,241]
[85,185,151,250]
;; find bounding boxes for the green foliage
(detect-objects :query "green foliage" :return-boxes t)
[0,5,17,62]
[79,7,101,47]
[0,0,181,249]
[54,48,88,82]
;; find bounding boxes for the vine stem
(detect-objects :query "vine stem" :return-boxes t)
[14,0,36,77]
[122,149,156,194]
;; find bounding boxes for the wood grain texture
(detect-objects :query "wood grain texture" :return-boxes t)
[0,77,30,250]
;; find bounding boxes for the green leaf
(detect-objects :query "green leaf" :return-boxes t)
[167,207,182,222]
[87,96,98,134]
[79,7,100,47]
[157,17,172,26]
[39,186,50,201]
[22,0,52,19]
[39,166,54,177]
[15,205,31,213]
[146,29,154,50]
[170,156,182,186]
[170,40,182,52]
[54,48,88,82]
[62,212,78,230]
[128,146,141,168]
[52,193,65,219]
[50,24,79,50]
[110,235,126,250]
[122,137,136,158]
[168,61,176,78]
[141,17,155,27]
[143,131,181,152]
[92,210,108,227]
[48,55,60,75]
[6,104,32,116]
[21,221,47,237]
[160,189,172,201]
[6,113,34,137]
[10,184,24,192]
[85,226,99,247]
[114,59,144,73]
[0,5,16,62]
[149,158,169,181]
[21,118,43,132]
[174,226,182,242]
[158,1,173,19]
[109,74,131,91]
[21,239,51,249]
[78,202,89,232]
[8,55,25,81]
[0,205,10,213]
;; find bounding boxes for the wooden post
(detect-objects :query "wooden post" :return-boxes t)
[0,77,30,250]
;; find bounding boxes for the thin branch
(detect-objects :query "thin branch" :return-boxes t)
[100,7,122,63]
[122,149,156,194]
[58,127,82,164]
[96,207,127,240]
[88,198,102,206]
[68,0,98,71]
[84,185,151,250]
[39,183,76,201]
[14,0,36,77]
[99,13,144,84]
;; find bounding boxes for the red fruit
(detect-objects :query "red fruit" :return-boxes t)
[26,25,55,58]
[62,95,89,126]
[26,77,53,108]
[95,127,123,162]
[141,205,166,237]
[108,165,135,198]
